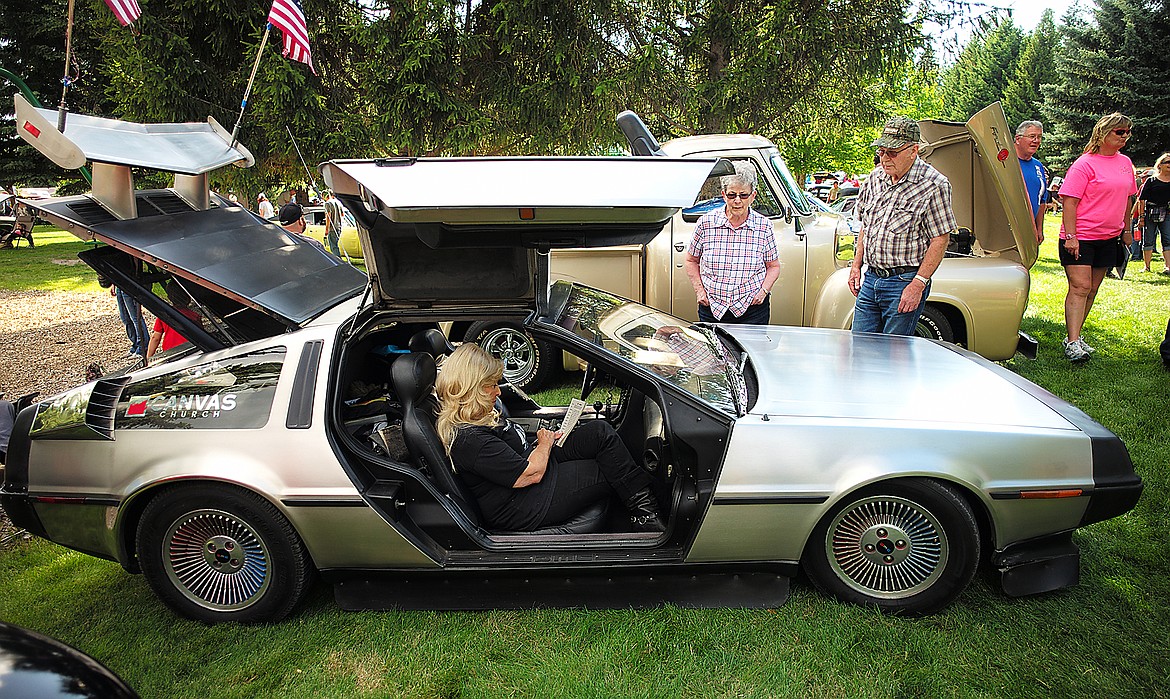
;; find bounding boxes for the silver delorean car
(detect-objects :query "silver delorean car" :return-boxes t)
[1,99,1143,623]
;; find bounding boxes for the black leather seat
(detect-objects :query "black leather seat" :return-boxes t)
[390,352,607,535]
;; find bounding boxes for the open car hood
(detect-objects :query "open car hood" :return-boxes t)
[919,102,1039,268]
[321,157,721,308]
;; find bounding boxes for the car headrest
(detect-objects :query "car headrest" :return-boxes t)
[390,352,436,405]
[408,329,455,357]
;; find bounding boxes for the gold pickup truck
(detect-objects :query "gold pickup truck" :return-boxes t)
[452,103,1039,389]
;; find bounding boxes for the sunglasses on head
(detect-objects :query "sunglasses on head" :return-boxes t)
[724,191,753,199]
[1113,128,1132,136]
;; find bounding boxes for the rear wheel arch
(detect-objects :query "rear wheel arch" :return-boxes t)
[117,479,313,573]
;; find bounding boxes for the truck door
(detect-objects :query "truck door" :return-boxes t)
[667,156,806,326]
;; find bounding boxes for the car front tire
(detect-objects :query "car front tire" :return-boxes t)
[136,484,313,624]
[468,321,557,391]
[804,479,979,615]
[915,304,955,343]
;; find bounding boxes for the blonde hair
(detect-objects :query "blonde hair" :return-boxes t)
[1084,113,1132,154]
[1155,152,1170,169]
[435,343,503,452]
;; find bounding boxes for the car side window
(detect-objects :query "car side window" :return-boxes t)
[689,158,784,219]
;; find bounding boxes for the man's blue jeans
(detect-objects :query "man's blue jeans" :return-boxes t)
[698,295,771,325]
[851,271,930,336]
[115,288,149,355]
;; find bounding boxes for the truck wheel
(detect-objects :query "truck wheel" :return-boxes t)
[915,305,954,343]
[803,479,979,616]
[136,484,313,624]
[468,322,558,391]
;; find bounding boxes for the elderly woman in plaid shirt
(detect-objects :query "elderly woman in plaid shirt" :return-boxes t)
[848,116,956,336]
[684,161,781,325]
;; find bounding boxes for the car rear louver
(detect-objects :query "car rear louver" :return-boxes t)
[86,376,132,440]
[137,192,195,217]
[66,199,118,225]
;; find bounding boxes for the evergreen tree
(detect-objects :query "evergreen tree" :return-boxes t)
[1044,0,1170,171]
[939,17,1024,122]
[1001,10,1058,130]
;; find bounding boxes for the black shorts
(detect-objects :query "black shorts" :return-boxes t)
[1059,236,1125,267]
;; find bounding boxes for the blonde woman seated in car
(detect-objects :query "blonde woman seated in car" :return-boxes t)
[435,343,664,533]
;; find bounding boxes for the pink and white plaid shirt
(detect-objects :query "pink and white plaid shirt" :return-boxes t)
[687,209,777,319]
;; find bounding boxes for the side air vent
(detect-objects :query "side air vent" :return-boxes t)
[138,191,195,217]
[85,376,132,440]
[66,199,118,225]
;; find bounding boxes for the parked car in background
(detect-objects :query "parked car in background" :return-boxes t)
[0,622,138,698]
[461,103,1040,390]
[805,192,861,234]
[302,205,363,260]
[1,99,1143,624]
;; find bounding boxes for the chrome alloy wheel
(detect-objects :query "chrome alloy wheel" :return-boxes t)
[163,509,271,611]
[826,495,948,599]
[478,327,536,384]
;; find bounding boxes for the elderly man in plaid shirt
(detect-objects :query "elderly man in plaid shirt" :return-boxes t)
[684,161,781,325]
[848,116,956,336]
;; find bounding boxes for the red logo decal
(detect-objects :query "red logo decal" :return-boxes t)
[997,149,1010,162]
[22,121,41,139]
[126,400,148,417]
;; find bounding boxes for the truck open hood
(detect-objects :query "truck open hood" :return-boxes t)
[321,157,721,308]
[919,102,1039,268]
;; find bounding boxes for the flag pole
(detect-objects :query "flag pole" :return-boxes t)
[57,0,77,132]
[286,125,322,195]
[230,24,272,148]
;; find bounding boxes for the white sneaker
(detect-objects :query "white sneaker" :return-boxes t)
[1077,337,1095,354]
[1063,339,1089,362]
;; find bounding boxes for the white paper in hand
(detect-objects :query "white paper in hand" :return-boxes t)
[556,398,586,447]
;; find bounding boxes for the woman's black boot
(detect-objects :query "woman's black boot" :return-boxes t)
[624,488,666,533]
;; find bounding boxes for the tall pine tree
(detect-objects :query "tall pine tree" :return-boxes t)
[1043,0,1170,170]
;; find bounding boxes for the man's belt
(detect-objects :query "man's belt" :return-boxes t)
[868,265,918,277]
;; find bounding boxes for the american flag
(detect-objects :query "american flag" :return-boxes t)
[103,0,142,26]
[267,0,316,74]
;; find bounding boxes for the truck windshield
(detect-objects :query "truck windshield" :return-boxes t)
[547,281,745,415]
[770,152,812,216]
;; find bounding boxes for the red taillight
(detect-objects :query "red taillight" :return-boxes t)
[22,121,41,138]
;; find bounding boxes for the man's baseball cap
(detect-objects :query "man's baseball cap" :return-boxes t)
[872,116,921,149]
[278,202,303,225]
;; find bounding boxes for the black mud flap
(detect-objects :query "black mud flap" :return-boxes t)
[1016,331,1039,360]
[993,533,1079,597]
[332,565,789,611]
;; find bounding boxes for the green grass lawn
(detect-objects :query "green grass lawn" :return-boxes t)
[0,226,107,292]
[1,216,1168,697]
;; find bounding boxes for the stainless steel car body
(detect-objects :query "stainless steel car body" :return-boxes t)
[2,103,1142,620]
[686,327,1091,562]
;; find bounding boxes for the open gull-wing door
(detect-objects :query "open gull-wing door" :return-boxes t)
[321,156,721,310]
[14,95,367,342]
[919,101,1040,268]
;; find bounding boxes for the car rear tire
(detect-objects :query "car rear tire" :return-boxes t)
[468,321,558,391]
[803,479,979,616]
[915,305,954,343]
[136,484,313,624]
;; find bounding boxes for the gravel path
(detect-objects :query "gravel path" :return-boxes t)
[0,289,140,398]
[1,288,139,547]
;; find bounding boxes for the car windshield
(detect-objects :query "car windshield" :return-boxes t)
[547,282,745,415]
[770,152,811,216]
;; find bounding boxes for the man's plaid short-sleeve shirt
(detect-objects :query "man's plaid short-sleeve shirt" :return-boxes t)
[687,208,777,319]
[857,158,956,269]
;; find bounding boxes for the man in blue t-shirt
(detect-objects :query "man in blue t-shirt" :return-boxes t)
[1015,120,1048,244]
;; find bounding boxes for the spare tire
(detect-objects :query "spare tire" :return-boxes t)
[467,321,558,391]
